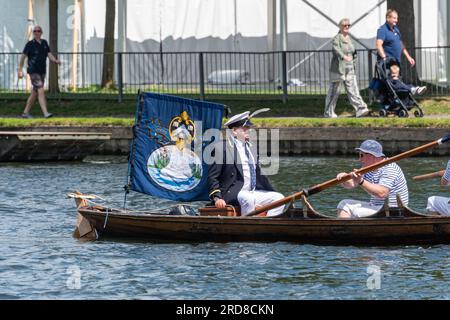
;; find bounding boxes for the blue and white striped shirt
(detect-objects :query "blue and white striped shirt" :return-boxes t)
[443,159,450,183]
[364,162,409,206]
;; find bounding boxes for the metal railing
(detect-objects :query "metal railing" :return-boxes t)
[1,47,450,101]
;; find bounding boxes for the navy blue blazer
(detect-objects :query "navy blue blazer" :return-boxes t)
[207,140,275,207]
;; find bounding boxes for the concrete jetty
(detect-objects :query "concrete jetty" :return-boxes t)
[1,126,449,157]
[0,131,111,161]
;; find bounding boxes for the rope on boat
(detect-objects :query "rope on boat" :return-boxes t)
[283,198,295,214]
[67,192,106,201]
[70,192,203,216]
[122,92,144,212]
[103,207,110,229]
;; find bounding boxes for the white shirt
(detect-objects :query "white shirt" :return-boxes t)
[443,159,450,183]
[234,138,256,191]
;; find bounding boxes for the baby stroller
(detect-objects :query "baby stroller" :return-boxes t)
[369,57,424,118]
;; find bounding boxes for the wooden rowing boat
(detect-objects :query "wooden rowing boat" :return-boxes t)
[70,192,450,245]
[69,93,450,246]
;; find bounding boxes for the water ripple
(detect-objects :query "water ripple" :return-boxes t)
[0,156,449,299]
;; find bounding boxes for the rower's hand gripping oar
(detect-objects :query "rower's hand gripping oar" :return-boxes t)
[247,133,450,217]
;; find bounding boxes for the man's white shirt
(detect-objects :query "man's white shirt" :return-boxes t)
[234,138,255,192]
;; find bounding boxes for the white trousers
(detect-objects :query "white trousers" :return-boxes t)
[426,196,450,215]
[237,190,285,217]
[337,199,382,218]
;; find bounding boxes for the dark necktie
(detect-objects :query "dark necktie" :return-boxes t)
[245,142,256,190]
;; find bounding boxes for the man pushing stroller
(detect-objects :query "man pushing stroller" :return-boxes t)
[372,9,425,117]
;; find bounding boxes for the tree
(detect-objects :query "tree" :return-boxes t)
[48,0,59,93]
[386,0,419,83]
[101,0,115,89]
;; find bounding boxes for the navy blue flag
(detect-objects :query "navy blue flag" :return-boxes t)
[129,92,225,201]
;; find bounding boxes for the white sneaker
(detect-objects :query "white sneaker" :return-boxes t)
[21,113,33,119]
[416,86,427,95]
[356,108,369,118]
[324,113,338,118]
[44,113,54,118]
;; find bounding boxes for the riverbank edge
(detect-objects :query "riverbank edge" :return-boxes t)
[2,126,449,156]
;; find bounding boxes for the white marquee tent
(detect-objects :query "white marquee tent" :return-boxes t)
[0,0,449,89]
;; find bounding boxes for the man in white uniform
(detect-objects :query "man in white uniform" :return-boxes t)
[208,111,284,217]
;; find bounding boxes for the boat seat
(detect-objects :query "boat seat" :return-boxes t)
[198,205,241,217]
[363,195,419,218]
[394,193,437,217]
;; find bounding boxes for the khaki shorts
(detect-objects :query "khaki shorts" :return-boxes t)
[29,73,45,90]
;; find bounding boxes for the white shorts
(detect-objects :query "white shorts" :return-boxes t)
[426,196,450,215]
[337,199,382,218]
[237,190,285,217]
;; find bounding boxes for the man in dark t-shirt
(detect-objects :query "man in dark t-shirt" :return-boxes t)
[18,25,60,118]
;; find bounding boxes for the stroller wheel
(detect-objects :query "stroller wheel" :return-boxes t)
[379,109,388,117]
[414,109,424,118]
[398,109,408,118]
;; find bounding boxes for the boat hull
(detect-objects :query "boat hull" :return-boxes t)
[77,207,450,245]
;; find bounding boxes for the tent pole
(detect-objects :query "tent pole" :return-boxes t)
[267,0,276,82]
[71,0,80,92]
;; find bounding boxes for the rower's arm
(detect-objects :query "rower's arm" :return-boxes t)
[359,179,389,199]
[207,144,224,202]
[441,162,450,186]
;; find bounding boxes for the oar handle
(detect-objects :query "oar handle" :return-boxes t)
[412,170,445,181]
[246,133,450,217]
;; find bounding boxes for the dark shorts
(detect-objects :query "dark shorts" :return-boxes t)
[29,73,45,90]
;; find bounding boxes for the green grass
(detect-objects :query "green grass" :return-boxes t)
[420,97,450,115]
[1,94,450,128]
[0,117,134,127]
[1,116,449,128]
[252,117,450,128]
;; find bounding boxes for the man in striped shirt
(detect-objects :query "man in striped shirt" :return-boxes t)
[426,159,450,215]
[336,139,409,218]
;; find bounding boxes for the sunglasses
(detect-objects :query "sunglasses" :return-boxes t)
[359,152,368,159]
[33,30,42,33]
[342,24,351,27]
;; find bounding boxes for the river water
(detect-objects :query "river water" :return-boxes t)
[0,156,448,300]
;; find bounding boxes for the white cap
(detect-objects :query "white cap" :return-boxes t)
[355,140,385,157]
[224,111,253,129]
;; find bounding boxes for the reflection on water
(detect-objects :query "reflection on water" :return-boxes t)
[0,156,449,299]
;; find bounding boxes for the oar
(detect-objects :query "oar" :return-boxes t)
[412,170,445,181]
[247,133,450,216]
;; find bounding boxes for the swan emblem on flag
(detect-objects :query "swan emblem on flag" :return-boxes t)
[147,111,203,192]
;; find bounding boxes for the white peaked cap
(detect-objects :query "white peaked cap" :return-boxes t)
[223,111,253,128]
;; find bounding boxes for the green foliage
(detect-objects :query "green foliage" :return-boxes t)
[190,163,202,180]
[150,152,170,170]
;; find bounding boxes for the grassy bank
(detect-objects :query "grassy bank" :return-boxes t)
[1,95,450,127]
[1,116,449,128]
